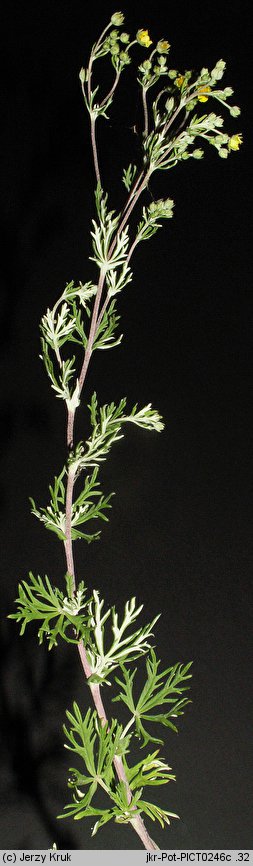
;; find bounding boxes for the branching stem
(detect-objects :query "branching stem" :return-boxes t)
[77,641,159,849]
[63,163,159,848]
[61,45,215,853]
[100,71,120,107]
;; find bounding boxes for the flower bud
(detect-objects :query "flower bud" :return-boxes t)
[120,51,131,64]
[142,59,152,70]
[110,29,119,42]
[110,42,120,55]
[156,39,170,53]
[165,96,174,113]
[79,67,86,84]
[111,12,124,26]
[230,105,241,117]
[192,149,204,159]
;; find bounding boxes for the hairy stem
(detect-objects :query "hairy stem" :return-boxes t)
[77,640,159,849]
[121,169,145,216]
[163,100,185,139]
[96,234,141,332]
[126,235,140,265]
[100,71,120,107]
[78,268,105,393]
[62,154,159,849]
[142,87,149,137]
[162,88,201,142]
[90,115,101,185]
[64,463,76,587]
[109,170,150,257]
[78,168,150,399]
[67,408,75,450]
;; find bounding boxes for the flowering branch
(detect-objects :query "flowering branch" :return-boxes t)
[10,9,242,851]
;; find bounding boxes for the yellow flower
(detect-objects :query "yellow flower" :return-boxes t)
[157,39,170,54]
[198,85,211,102]
[136,29,153,48]
[228,133,243,151]
[175,75,185,88]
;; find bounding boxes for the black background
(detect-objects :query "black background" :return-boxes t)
[1,0,252,851]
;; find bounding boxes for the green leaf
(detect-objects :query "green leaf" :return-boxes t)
[122,163,137,192]
[136,798,179,828]
[60,704,180,833]
[85,590,160,683]
[9,572,91,649]
[40,302,76,349]
[124,749,176,789]
[93,300,123,350]
[40,338,78,406]
[59,704,132,824]
[90,184,129,273]
[136,198,174,244]
[69,395,164,475]
[113,649,192,746]
[30,464,113,543]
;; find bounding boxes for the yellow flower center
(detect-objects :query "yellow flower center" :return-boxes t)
[175,75,185,88]
[137,29,153,47]
[157,39,170,52]
[198,85,211,102]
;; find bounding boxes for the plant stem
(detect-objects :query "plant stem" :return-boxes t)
[64,296,160,848]
[67,408,75,449]
[96,234,141,333]
[121,169,145,216]
[78,168,150,399]
[109,170,150,256]
[163,100,185,138]
[78,268,105,392]
[126,235,140,265]
[62,131,160,848]
[142,87,149,137]
[100,71,120,107]
[86,44,101,186]
[90,115,101,185]
[77,640,159,849]
[162,89,201,141]
[64,463,76,587]
[121,716,135,738]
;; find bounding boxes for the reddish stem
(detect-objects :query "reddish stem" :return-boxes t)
[62,123,159,847]
[64,463,76,587]
[77,641,159,849]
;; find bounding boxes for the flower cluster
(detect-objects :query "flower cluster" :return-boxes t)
[137,35,171,90]
[104,28,131,70]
